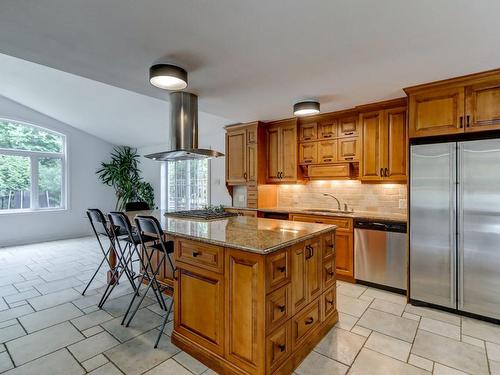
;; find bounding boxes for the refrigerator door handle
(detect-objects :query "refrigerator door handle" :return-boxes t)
[450,144,457,307]
[457,143,464,310]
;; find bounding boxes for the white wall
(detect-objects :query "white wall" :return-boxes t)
[0,96,116,246]
[137,113,234,209]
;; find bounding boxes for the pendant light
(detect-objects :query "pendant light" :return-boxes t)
[293,100,320,116]
[149,64,188,90]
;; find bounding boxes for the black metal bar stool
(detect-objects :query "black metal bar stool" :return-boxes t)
[123,215,175,348]
[83,209,135,296]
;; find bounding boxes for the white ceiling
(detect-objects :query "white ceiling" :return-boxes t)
[1,0,500,139]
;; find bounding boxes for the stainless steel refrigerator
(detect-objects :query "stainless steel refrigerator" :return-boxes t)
[410,139,500,320]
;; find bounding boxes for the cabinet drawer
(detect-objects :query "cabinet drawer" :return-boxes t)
[176,240,223,273]
[321,285,337,321]
[322,232,335,260]
[323,258,336,289]
[266,284,291,333]
[247,190,258,200]
[266,249,290,293]
[266,320,291,372]
[291,214,352,231]
[307,164,351,179]
[338,116,359,137]
[292,299,320,349]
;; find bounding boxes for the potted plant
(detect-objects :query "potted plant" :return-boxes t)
[96,146,154,210]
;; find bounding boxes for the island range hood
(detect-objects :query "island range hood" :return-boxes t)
[145,92,224,161]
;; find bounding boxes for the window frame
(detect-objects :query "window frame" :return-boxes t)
[164,158,211,211]
[0,118,68,214]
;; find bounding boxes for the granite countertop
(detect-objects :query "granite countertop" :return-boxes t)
[229,206,407,223]
[126,210,336,254]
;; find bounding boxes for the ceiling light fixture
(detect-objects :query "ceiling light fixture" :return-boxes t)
[293,100,320,116]
[149,64,188,90]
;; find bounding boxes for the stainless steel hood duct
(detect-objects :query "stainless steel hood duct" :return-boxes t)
[144,92,224,161]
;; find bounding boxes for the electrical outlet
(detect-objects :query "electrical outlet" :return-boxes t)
[399,199,406,209]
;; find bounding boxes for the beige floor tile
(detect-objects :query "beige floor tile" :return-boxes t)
[18,303,83,333]
[361,288,407,305]
[7,321,84,366]
[70,309,113,331]
[0,305,34,323]
[144,358,193,375]
[461,334,485,350]
[82,325,104,337]
[68,331,119,361]
[403,312,421,321]
[81,354,108,372]
[295,351,348,375]
[105,329,180,375]
[336,282,366,298]
[336,294,370,318]
[0,324,25,344]
[370,298,405,316]
[462,317,500,345]
[173,351,208,374]
[3,348,84,375]
[102,307,163,342]
[486,341,500,362]
[348,348,429,375]
[350,325,371,337]
[0,351,14,373]
[411,330,489,375]
[408,354,433,372]
[336,312,358,331]
[314,327,365,365]
[433,363,469,374]
[490,360,500,375]
[419,317,460,340]
[364,331,411,361]
[4,290,40,304]
[87,362,123,375]
[357,308,418,342]
[405,304,461,326]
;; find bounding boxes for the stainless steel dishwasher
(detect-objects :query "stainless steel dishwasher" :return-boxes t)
[354,219,407,292]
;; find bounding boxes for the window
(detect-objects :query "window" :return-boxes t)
[167,159,209,210]
[0,119,66,212]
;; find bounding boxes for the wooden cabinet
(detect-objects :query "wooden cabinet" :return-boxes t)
[337,136,359,161]
[318,120,337,139]
[290,214,354,282]
[405,69,500,138]
[338,116,359,137]
[318,140,337,163]
[266,119,298,183]
[359,98,407,182]
[299,122,317,141]
[226,122,265,186]
[299,142,317,165]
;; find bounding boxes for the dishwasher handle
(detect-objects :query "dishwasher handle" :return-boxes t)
[354,219,407,233]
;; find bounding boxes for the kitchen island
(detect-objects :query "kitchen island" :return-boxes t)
[125,210,338,375]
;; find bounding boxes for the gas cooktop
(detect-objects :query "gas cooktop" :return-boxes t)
[164,210,237,221]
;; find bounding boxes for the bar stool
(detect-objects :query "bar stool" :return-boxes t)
[83,209,135,297]
[124,215,175,348]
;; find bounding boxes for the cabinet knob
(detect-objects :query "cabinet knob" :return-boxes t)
[460,116,464,128]
[278,344,286,352]
[326,299,334,305]
[327,269,335,276]
[379,168,383,176]
[466,115,470,127]
[384,168,388,177]
[304,317,314,325]
[243,172,247,179]
[277,266,286,273]
[277,304,286,312]
[192,251,200,257]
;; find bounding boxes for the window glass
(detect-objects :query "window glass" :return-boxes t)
[38,157,63,208]
[0,120,63,153]
[0,155,31,210]
[167,159,209,211]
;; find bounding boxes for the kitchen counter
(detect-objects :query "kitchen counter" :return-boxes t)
[125,209,336,254]
[228,206,407,223]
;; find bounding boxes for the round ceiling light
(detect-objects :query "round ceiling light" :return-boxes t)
[293,100,320,116]
[149,64,188,90]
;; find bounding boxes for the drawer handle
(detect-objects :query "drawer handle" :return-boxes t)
[328,244,334,249]
[323,158,332,162]
[277,304,286,312]
[323,134,332,138]
[344,131,354,135]
[303,137,311,140]
[303,159,313,163]
[326,299,334,305]
[305,245,314,259]
[304,317,314,325]
[192,251,200,257]
[277,266,286,273]
[278,344,286,352]
[345,157,354,160]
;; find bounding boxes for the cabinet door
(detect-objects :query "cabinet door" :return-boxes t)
[225,250,265,373]
[386,107,407,181]
[299,122,317,141]
[318,120,337,139]
[360,111,383,181]
[175,267,224,355]
[299,142,317,165]
[305,237,322,302]
[246,143,257,183]
[408,86,465,138]
[338,116,359,137]
[337,136,359,162]
[266,126,281,182]
[291,243,307,314]
[226,129,247,184]
[246,125,258,144]
[335,231,354,280]
[280,123,298,181]
[318,140,337,164]
[465,80,500,132]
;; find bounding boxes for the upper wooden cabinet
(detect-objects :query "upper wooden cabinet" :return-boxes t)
[266,119,299,183]
[338,116,359,137]
[359,98,407,182]
[405,69,500,138]
[226,122,265,186]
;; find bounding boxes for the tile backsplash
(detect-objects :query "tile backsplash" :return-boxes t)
[277,180,407,214]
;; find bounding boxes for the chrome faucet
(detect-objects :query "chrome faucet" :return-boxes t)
[323,193,342,211]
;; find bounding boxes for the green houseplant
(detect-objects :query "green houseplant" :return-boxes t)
[96,146,154,210]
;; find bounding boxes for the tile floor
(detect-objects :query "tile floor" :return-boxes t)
[0,237,500,374]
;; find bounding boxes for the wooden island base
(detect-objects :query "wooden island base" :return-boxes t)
[171,229,338,375]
